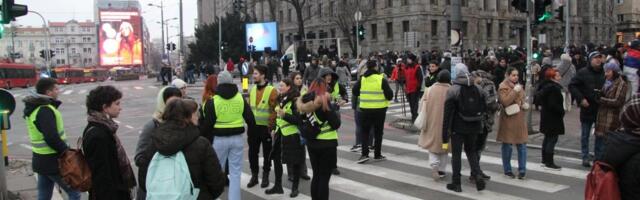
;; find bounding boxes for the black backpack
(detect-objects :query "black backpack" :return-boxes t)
[457,84,486,122]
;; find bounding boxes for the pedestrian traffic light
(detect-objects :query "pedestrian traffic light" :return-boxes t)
[49,49,55,58]
[39,50,44,58]
[555,6,564,22]
[166,43,171,51]
[357,25,365,41]
[1,0,28,24]
[0,89,15,130]
[534,0,552,24]
[171,43,176,51]
[511,0,527,13]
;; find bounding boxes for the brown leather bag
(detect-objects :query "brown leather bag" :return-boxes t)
[59,137,92,192]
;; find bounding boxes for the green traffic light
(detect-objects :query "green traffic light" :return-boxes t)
[0,25,3,39]
[533,53,540,59]
[538,11,553,22]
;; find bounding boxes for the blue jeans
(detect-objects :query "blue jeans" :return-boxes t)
[581,121,595,160]
[594,135,606,161]
[501,143,527,174]
[213,135,244,200]
[37,174,81,200]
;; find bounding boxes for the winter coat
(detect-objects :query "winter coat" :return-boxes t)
[496,80,529,144]
[600,130,640,200]
[200,84,256,139]
[134,119,159,194]
[595,76,629,136]
[557,54,577,90]
[82,122,132,200]
[351,69,394,113]
[277,97,305,165]
[538,80,566,135]
[418,83,450,153]
[149,121,225,200]
[335,65,351,86]
[424,68,441,88]
[296,92,340,149]
[22,93,67,175]
[442,71,489,143]
[569,65,606,122]
[403,63,424,94]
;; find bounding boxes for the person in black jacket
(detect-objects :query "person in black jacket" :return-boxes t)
[200,71,256,200]
[23,78,81,200]
[425,61,441,88]
[134,87,183,200]
[150,99,226,200]
[352,60,394,163]
[538,68,566,170]
[82,86,136,199]
[297,78,341,200]
[569,51,606,167]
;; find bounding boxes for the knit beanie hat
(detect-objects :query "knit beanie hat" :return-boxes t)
[171,79,187,89]
[588,51,603,62]
[604,61,621,73]
[437,70,451,83]
[620,94,640,134]
[217,71,233,85]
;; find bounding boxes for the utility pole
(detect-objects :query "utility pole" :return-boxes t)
[355,11,362,58]
[218,15,222,65]
[179,0,185,67]
[564,0,570,53]
[526,0,536,133]
[451,0,462,57]
[29,11,51,73]
[160,1,165,57]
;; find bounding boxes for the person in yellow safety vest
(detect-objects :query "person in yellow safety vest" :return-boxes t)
[23,78,81,200]
[352,60,394,164]
[247,65,278,188]
[265,78,304,197]
[285,72,311,181]
[297,78,341,200]
[318,67,348,175]
[200,71,256,200]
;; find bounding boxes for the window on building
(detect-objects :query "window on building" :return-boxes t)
[486,22,492,39]
[401,0,408,6]
[618,14,624,22]
[371,0,376,9]
[595,27,598,39]
[371,24,378,39]
[431,0,437,5]
[386,22,393,39]
[71,38,75,43]
[402,21,410,33]
[331,28,336,38]
[496,0,501,11]
[87,48,91,53]
[431,20,438,37]
[73,59,77,64]
[329,1,335,16]
[307,5,312,19]
[279,10,284,22]
[71,48,76,54]
[70,27,75,32]
[578,27,582,38]
[462,21,468,36]
[499,23,504,38]
[461,0,468,7]
[288,9,292,22]
[483,0,488,10]
[318,3,322,17]
[446,0,450,5]
[387,0,392,7]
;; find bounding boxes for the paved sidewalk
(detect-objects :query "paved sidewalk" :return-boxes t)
[6,159,64,200]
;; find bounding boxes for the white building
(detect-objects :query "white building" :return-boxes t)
[0,26,50,67]
[48,20,99,67]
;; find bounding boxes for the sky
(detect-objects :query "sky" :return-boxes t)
[11,0,197,43]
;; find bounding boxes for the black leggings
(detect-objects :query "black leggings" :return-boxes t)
[308,146,337,200]
[542,133,559,155]
[249,125,273,174]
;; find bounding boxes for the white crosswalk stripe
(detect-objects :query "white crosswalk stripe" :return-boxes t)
[134,86,144,90]
[148,85,158,89]
[78,89,87,94]
[62,90,73,95]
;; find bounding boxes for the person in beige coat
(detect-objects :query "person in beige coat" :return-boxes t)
[418,70,451,180]
[497,67,530,179]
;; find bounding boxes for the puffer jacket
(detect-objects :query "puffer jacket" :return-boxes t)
[147,121,225,200]
[569,65,605,122]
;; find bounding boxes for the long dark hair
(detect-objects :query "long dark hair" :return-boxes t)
[162,99,198,127]
[279,78,300,103]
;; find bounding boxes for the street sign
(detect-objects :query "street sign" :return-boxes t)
[450,30,461,46]
[354,11,362,21]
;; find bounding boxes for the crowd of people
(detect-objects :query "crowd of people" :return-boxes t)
[23,38,640,200]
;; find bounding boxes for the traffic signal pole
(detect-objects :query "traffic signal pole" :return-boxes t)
[526,0,536,133]
[564,0,570,53]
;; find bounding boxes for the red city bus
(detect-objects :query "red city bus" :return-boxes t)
[53,66,84,84]
[0,63,38,89]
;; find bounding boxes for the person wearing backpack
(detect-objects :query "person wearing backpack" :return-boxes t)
[200,71,257,200]
[147,99,225,200]
[297,78,341,200]
[134,87,183,200]
[82,86,136,199]
[497,67,530,179]
[471,69,498,180]
[441,63,488,193]
[23,78,81,200]
[352,60,394,164]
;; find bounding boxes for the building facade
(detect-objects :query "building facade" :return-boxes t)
[204,0,615,56]
[0,26,50,67]
[49,20,99,67]
[615,0,640,43]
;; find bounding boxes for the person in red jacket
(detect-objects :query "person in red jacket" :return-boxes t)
[227,58,235,73]
[403,54,424,122]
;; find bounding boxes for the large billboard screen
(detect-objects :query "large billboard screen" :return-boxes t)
[99,10,143,66]
[246,22,278,52]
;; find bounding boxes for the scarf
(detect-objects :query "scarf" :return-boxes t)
[604,79,614,93]
[87,111,136,189]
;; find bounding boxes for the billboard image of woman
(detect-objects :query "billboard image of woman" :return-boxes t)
[99,10,143,66]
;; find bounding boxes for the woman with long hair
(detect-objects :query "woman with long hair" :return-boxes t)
[297,78,340,200]
[201,75,218,103]
[497,67,529,179]
[266,78,304,197]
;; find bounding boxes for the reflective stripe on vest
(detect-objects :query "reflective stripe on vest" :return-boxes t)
[250,85,274,126]
[213,93,245,129]
[26,105,66,155]
[331,83,340,102]
[359,74,389,109]
[313,112,338,140]
[276,101,299,136]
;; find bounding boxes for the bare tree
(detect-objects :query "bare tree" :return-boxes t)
[280,0,308,43]
[267,0,278,21]
[328,0,372,56]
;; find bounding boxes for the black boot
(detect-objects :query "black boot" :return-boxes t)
[247,173,259,188]
[544,153,562,171]
[261,171,270,188]
[290,179,299,198]
[541,152,547,165]
[265,182,283,194]
[446,183,462,192]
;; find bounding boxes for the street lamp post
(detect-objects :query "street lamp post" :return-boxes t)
[28,11,51,73]
[179,0,184,67]
[148,1,165,56]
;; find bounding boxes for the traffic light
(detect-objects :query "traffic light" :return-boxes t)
[0,24,3,39]
[166,43,171,51]
[171,43,176,51]
[39,50,44,58]
[220,42,227,51]
[534,0,552,24]
[0,89,16,130]
[49,49,55,58]
[555,6,564,22]
[1,0,28,24]
[357,24,365,41]
[511,0,527,13]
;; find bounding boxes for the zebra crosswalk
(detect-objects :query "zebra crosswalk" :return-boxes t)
[230,135,588,200]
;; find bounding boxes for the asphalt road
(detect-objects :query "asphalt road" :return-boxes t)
[5,78,587,200]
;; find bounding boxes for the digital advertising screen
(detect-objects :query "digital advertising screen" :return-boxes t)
[245,22,278,53]
[98,10,143,66]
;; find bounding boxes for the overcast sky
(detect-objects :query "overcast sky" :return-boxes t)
[12,0,197,43]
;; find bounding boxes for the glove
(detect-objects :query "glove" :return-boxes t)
[442,143,449,150]
[513,84,523,92]
[522,102,530,110]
